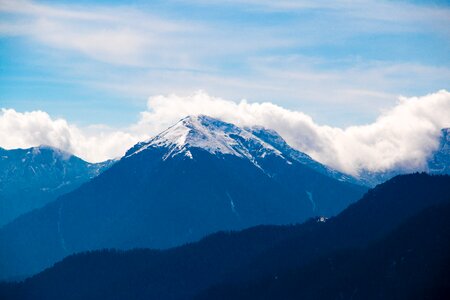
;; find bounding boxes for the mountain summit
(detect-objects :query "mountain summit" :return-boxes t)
[0,116,366,279]
[126,115,284,163]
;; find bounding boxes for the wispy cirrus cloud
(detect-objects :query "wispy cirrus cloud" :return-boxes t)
[0,0,197,66]
[186,0,450,34]
[2,0,449,66]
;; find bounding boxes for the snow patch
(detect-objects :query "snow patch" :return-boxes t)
[306,191,316,212]
[226,191,239,217]
[29,166,37,175]
[184,150,193,159]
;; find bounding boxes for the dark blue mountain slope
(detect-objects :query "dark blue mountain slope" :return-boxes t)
[0,146,113,227]
[0,173,447,300]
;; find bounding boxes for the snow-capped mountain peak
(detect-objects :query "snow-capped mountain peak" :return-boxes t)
[123,115,363,185]
[126,115,283,162]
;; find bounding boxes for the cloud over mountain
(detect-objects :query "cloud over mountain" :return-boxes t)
[0,109,139,162]
[1,90,449,175]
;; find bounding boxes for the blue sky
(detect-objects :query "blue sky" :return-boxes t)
[0,0,450,173]
[1,0,450,127]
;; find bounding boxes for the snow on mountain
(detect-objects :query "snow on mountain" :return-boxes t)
[249,126,361,185]
[129,116,446,187]
[0,115,368,279]
[126,115,284,164]
[125,115,361,186]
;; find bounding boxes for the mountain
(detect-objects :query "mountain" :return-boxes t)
[1,174,448,300]
[0,146,114,227]
[358,128,450,186]
[0,115,366,280]
[428,128,450,174]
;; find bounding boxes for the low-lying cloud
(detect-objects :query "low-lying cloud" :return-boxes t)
[1,90,449,176]
[0,109,140,162]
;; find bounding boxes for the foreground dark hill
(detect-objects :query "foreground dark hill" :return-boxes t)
[0,146,114,227]
[199,202,450,300]
[0,115,365,279]
[1,174,448,300]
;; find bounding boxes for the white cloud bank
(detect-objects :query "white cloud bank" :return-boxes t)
[0,109,140,162]
[1,90,450,176]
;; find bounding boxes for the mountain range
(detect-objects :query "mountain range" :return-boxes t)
[1,173,448,300]
[0,115,366,280]
[1,121,447,231]
[0,146,114,227]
